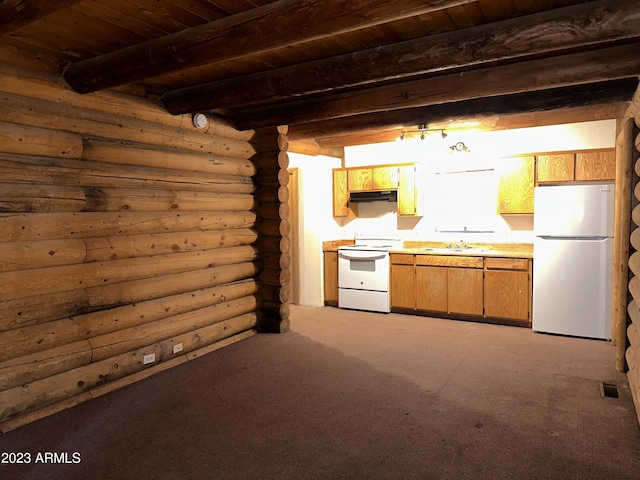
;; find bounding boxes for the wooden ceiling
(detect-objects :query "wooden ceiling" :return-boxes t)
[1,0,639,153]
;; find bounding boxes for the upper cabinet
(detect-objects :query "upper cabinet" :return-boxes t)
[497,149,616,216]
[397,165,423,217]
[497,156,535,215]
[347,166,399,191]
[538,149,615,183]
[333,163,420,218]
[332,169,357,218]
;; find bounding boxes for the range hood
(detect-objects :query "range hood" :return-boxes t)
[349,190,398,203]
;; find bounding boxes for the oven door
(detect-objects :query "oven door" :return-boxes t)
[338,250,390,292]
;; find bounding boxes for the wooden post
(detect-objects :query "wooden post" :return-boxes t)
[614,117,634,371]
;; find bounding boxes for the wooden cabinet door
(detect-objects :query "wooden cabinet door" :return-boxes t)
[398,165,422,216]
[448,268,483,315]
[484,270,529,320]
[391,264,415,309]
[372,166,398,190]
[536,153,574,183]
[575,150,616,181]
[416,266,447,312]
[323,251,338,305]
[332,169,349,217]
[347,168,372,191]
[498,156,534,215]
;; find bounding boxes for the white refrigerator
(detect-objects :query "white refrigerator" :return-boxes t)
[532,183,614,340]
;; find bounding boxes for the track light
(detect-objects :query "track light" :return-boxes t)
[398,123,447,141]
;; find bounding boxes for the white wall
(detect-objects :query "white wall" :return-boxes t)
[290,119,617,305]
[342,119,617,244]
[288,153,343,306]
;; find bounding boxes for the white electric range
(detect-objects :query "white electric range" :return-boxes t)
[337,234,403,313]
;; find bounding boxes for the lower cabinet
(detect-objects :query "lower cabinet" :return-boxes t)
[416,266,447,312]
[323,251,338,306]
[483,257,531,321]
[448,267,483,315]
[391,253,531,325]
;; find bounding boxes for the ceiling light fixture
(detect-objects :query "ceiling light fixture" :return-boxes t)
[398,123,447,141]
[449,141,470,153]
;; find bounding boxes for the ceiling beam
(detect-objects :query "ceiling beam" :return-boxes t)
[315,102,629,147]
[289,79,637,146]
[163,0,640,114]
[0,0,84,35]
[62,0,474,94]
[230,43,640,130]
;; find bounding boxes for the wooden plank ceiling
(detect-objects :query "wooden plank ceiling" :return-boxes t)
[1,0,639,152]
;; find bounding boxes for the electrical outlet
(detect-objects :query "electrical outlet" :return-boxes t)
[172,343,184,354]
[143,353,155,365]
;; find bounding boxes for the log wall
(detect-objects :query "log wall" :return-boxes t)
[625,87,640,427]
[0,58,284,431]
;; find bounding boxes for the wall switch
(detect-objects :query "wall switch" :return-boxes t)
[143,353,156,365]
[172,343,184,354]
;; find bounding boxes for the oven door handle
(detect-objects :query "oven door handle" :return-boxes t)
[338,251,387,261]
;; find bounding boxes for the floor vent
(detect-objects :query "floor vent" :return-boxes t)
[601,382,619,399]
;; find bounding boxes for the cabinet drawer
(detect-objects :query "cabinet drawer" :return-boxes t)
[416,255,483,268]
[485,257,529,271]
[391,254,414,265]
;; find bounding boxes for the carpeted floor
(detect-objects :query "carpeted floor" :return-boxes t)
[1,305,639,480]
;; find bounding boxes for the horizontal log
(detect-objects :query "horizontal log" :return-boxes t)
[0,263,258,332]
[0,121,83,158]
[84,228,258,262]
[0,91,256,158]
[630,227,640,252]
[260,313,291,334]
[259,268,291,286]
[629,275,640,305]
[252,151,289,171]
[92,329,256,400]
[89,295,258,361]
[259,253,291,271]
[85,254,258,308]
[157,312,258,363]
[628,300,640,328]
[0,340,92,392]
[261,301,291,320]
[629,251,640,277]
[291,79,639,143]
[82,187,256,212]
[0,152,256,194]
[257,235,291,255]
[0,245,258,301]
[165,0,640,113]
[0,63,254,141]
[231,43,640,129]
[0,391,93,434]
[0,239,86,273]
[258,219,291,237]
[0,290,90,332]
[257,168,290,186]
[0,342,168,423]
[256,185,289,204]
[257,202,290,221]
[0,277,258,362]
[65,0,472,93]
[81,139,256,177]
[0,210,257,242]
[0,184,86,213]
[632,204,640,227]
[259,284,291,304]
[629,320,640,348]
